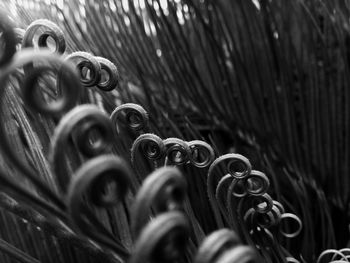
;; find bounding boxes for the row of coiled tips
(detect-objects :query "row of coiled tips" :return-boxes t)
[0,11,332,263]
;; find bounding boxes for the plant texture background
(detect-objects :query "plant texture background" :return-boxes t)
[0,0,350,262]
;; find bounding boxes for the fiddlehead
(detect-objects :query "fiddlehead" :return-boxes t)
[236,186,302,239]
[187,140,215,168]
[129,211,190,263]
[66,155,132,260]
[207,154,252,227]
[22,19,66,54]
[225,173,271,233]
[110,103,149,135]
[50,104,114,192]
[131,166,187,238]
[237,193,274,232]
[243,170,270,196]
[95,56,119,91]
[194,229,241,263]
[64,51,101,87]
[279,213,303,239]
[131,133,165,180]
[20,51,81,115]
[0,49,81,209]
[131,134,165,162]
[317,248,350,263]
[215,169,267,227]
[194,229,257,263]
[163,138,191,166]
[233,176,302,261]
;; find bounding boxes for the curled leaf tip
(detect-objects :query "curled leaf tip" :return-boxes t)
[22,19,66,54]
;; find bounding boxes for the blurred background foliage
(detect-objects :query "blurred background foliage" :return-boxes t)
[1,0,350,262]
